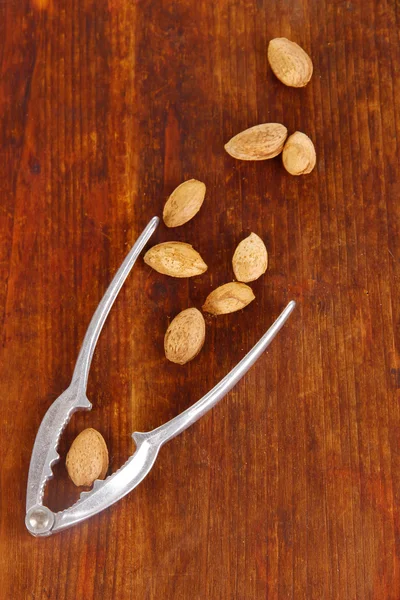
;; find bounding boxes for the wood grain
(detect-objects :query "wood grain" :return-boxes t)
[1,0,399,598]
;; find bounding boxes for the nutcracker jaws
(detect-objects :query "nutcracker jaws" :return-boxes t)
[25,216,295,537]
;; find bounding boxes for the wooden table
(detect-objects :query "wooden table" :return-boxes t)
[1,0,399,598]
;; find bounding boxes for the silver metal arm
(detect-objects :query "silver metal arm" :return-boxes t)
[25,217,160,525]
[26,300,295,536]
[71,216,160,394]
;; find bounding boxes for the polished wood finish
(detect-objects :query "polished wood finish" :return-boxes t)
[1,0,399,598]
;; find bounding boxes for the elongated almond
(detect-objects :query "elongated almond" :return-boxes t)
[144,242,207,277]
[232,233,268,282]
[164,308,205,365]
[66,428,109,487]
[203,282,255,315]
[224,123,288,161]
[163,179,206,228]
[268,38,313,87]
[282,131,316,175]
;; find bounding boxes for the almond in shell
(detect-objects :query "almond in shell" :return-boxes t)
[66,428,109,487]
[268,38,313,88]
[163,179,206,228]
[203,282,255,315]
[282,131,316,175]
[224,123,288,161]
[232,233,268,282]
[164,308,206,364]
[144,242,208,278]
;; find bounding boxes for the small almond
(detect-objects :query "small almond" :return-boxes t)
[163,179,206,228]
[282,131,316,175]
[144,242,208,278]
[224,123,288,161]
[66,428,109,487]
[232,233,268,282]
[164,308,206,365]
[203,282,255,315]
[268,38,313,88]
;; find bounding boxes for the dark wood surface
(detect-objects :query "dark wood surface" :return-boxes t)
[1,0,399,598]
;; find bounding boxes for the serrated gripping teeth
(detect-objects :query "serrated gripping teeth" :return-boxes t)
[132,432,147,446]
[45,449,60,479]
[48,449,60,465]
[79,478,105,500]
[77,397,92,410]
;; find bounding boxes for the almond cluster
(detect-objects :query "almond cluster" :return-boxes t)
[144,180,269,365]
[225,38,316,175]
